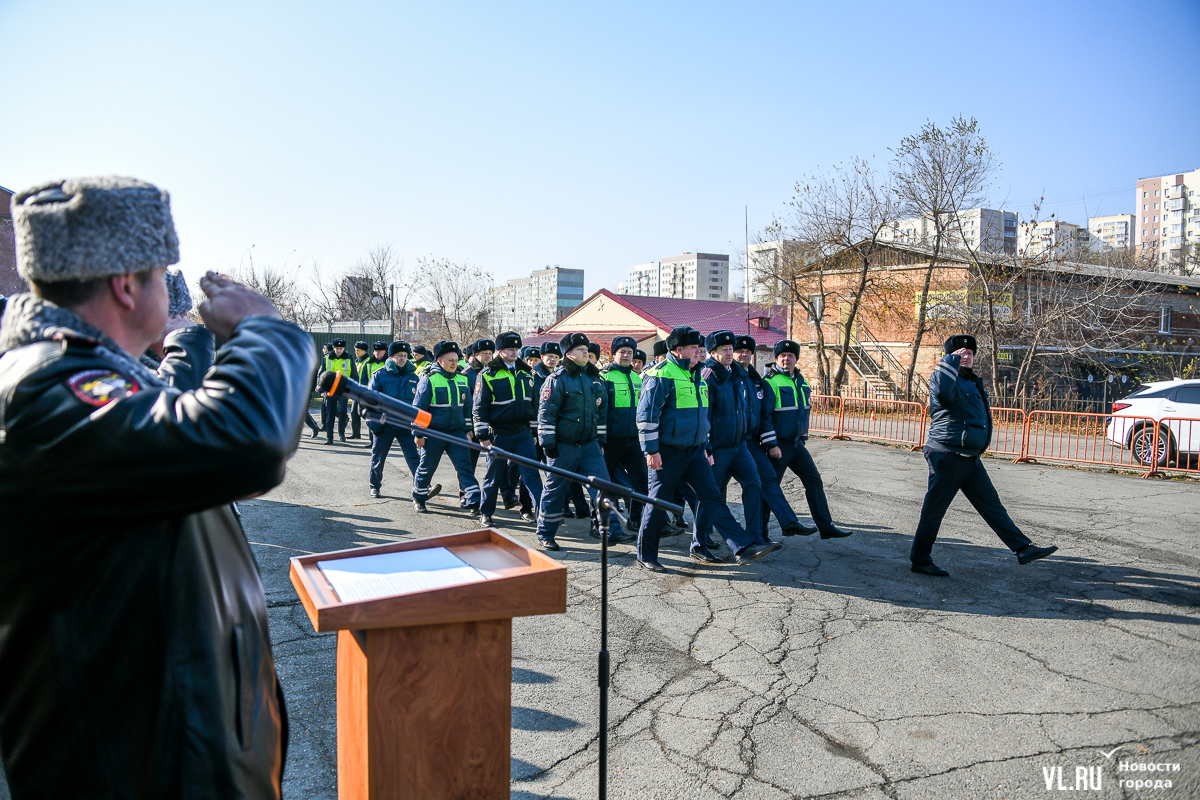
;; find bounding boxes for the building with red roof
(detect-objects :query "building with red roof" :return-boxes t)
[521,289,786,362]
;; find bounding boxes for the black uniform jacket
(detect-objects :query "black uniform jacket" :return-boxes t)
[0,294,317,800]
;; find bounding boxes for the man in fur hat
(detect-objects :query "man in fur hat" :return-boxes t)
[0,176,316,799]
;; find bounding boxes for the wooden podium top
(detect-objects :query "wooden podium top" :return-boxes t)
[290,528,567,632]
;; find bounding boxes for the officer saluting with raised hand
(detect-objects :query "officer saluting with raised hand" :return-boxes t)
[636,326,780,572]
[762,340,852,540]
[534,333,630,550]
[473,331,543,527]
[322,338,357,443]
[910,335,1057,576]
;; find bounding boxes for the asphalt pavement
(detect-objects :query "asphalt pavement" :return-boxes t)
[3,433,1197,799]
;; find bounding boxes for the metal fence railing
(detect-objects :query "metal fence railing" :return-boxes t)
[805,400,1198,479]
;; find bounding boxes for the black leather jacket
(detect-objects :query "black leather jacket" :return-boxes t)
[0,294,316,800]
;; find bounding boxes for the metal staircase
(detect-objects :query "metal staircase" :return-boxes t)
[836,324,928,400]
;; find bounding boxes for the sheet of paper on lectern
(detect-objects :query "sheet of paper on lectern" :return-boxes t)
[318,547,487,603]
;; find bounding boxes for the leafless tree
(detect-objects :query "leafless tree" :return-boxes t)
[755,158,901,394]
[230,255,312,326]
[308,244,416,330]
[415,257,492,343]
[891,115,997,399]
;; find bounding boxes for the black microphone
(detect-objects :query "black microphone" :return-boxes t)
[317,371,432,429]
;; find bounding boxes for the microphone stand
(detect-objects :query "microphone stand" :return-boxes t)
[361,408,681,800]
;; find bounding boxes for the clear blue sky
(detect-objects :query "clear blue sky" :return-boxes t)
[2,0,1197,297]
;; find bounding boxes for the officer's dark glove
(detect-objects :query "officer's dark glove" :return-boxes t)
[544,443,559,459]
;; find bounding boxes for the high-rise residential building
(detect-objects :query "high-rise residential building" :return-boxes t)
[1088,214,1136,251]
[1135,168,1200,263]
[620,253,729,300]
[746,240,796,304]
[880,208,1019,254]
[489,266,585,334]
[1017,220,1091,259]
[616,262,660,296]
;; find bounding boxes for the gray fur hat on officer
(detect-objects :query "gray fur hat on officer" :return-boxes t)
[166,270,192,317]
[12,176,180,284]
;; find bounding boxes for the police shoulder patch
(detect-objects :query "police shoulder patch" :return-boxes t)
[67,370,140,407]
[701,367,713,380]
[541,384,553,401]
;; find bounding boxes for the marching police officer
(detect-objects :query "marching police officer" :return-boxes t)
[535,333,630,550]
[763,340,852,539]
[411,341,480,513]
[911,335,1057,575]
[652,340,668,364]
[354,342,388,443]
[532,341,588,520]
[322,338,358,443]
[732,336,811,538]
[349,341,371,438]
[412,343,432,371]
[692,330,766,561]
[601,336,647,532]
[473,331,543,526]
[636,326,779,572]
[367,341,440,500]
[521,345,542,370]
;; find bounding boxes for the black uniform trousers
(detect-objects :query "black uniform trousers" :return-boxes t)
[323,395,349,441]
[774,440,834,532]
[696,443,764,548]
[350,400,363,438]
[638,445,754,563]
[603,436,646,527]
[370,426,421,490]
[911,447,1032,565]
[748,441,800,530]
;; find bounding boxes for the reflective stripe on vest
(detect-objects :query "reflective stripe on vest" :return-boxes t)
[649,360,707,409]
[324,356,353,376]
[603,369,642,408]
[766,371,809,411]
[483,370,518,405]
[428,371,469,406]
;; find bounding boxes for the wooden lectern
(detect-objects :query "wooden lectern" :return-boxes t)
[290,528,567,800]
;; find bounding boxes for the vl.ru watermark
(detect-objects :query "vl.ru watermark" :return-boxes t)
[1041,746,1182,792]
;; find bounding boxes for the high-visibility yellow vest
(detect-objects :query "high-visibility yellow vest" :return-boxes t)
[323,355,353,376]
[427,371,470,407]
[766,370,810,410]
[603,368,642,408]
[646,359,707,408]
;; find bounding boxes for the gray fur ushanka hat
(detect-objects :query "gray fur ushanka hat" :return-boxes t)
[11,176,180,283]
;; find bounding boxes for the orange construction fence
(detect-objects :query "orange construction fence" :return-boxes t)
[803,398,1197,479]
[827,397,927,449]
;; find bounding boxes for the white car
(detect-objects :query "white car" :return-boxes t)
[1106,378,1200,466]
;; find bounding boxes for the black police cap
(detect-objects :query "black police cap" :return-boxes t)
[944,334,978,354]
[773,339,801,358]
[705,330,736,351]
[560,332,589,353]
[354,340,369,351]
[611,336,637,354]
[667,326,703,351]
[434,340,462,360]
[653,340,668,357]
[541,341,563,357]
[496,331,522,350]
[331,338,347,347]
[372,341,387,351]
[473,338,496,353]
[633,349,647,363]
[587,342,601,357]
[389,341,411,357]
[734,335,756,352]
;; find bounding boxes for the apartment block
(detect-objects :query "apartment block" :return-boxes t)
[489,266,585,334]
[746,240,796,304]
[880,208,1018,254]
[1135,168,1200,264]
[1017,220,1091,259]
[616,262,660,296]
[1088,214,1136,251]
[619,253,729,300]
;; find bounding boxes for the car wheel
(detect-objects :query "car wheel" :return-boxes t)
[1131,425,1173,467]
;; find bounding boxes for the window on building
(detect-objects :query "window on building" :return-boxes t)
[1144,216,1149,223]
[1160,307,1172,334]
[1143,191,1148,198]
[1144,204,1148,210]
[1155,190,1160,197]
